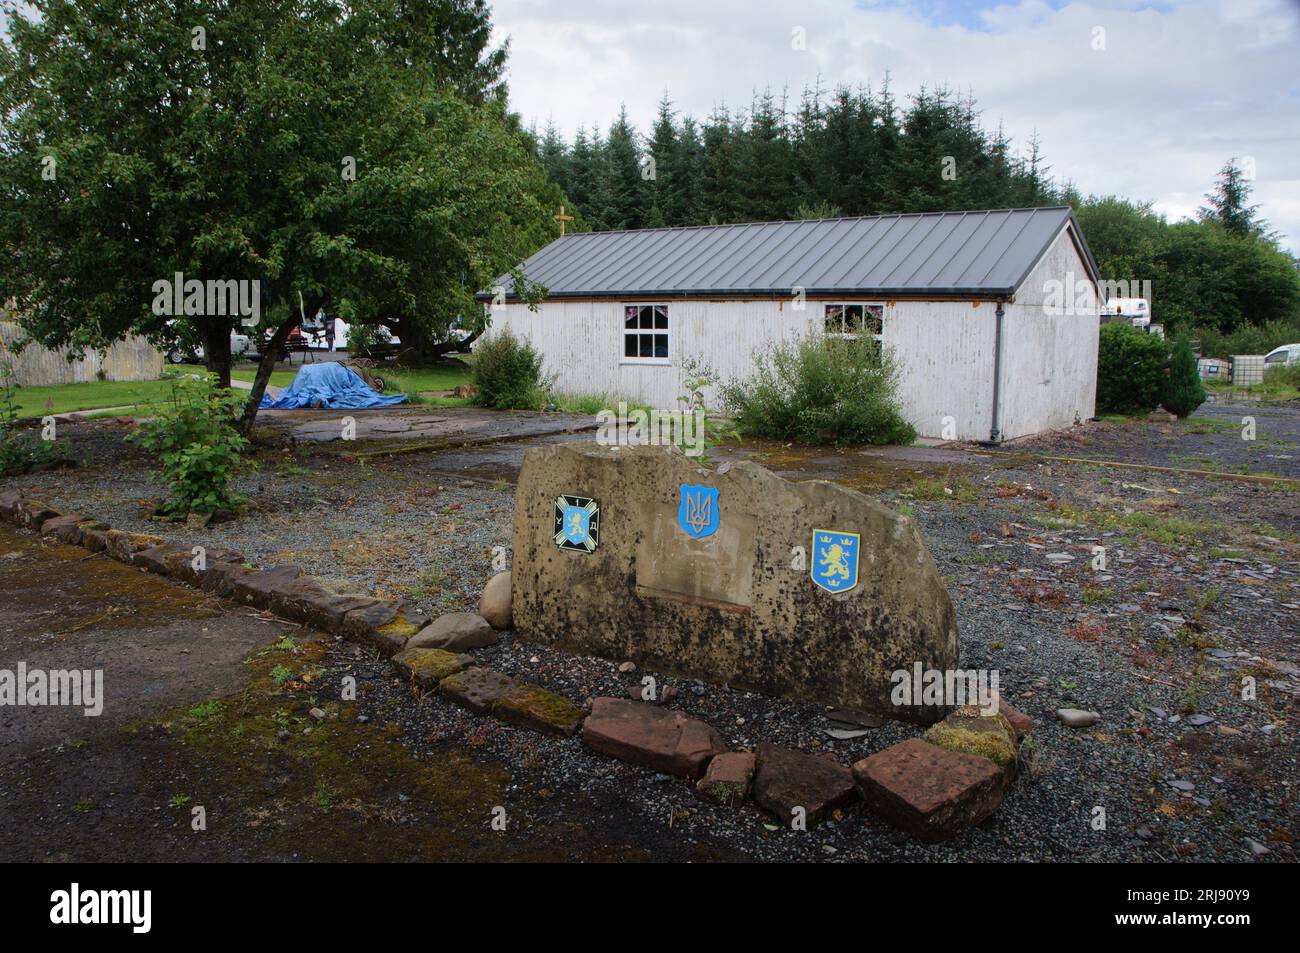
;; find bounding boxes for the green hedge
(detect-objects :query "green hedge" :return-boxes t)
[1097,322,1168,414]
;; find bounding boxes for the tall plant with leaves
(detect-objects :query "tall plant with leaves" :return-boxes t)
[127,373,249,515]
[0,355,63,475]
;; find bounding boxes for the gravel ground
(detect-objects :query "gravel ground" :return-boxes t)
[8,412,1297,862]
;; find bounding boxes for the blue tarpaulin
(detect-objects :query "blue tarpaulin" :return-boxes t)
[259,362,408,409]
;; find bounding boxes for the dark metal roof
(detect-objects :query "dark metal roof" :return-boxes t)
[479,207,1099,302]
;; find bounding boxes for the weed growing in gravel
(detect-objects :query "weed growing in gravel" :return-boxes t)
[1081,585,1113,605]
[188,700,224,722]
[1189,585,1223,616]
[908,475,981,502]
[1177,626,1220,652]
[409,562,447,602]
[315,781,340,809]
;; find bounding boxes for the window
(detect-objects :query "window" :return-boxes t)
[624,304,669,360]
[824,303,884,344]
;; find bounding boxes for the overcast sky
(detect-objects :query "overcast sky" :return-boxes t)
[492,0,1300,252]
[1,0,1294,250]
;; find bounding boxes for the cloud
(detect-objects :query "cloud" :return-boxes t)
[491,0,1300,252]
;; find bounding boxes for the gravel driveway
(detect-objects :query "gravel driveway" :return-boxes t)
[4,409,1296,861]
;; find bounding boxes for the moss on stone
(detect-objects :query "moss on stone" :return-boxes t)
[394,648,469,687]
[923,715,1017,768]
[696,779,748,807]
[377,611,423,642]
[492,685,584,736]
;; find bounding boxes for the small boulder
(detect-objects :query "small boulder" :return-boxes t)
[105,529,164,564]
[0,489,24,521]
[53,517,97,547]
[696,751,756,807]
[853,738,1005,843]
[39,513,87,543]
[439,667,518,714]
[923,706,1019,772]
[198,559,252,595]
[492,683,585,736]
[15,499,60,529]
[341,599,428,656]
[271,579,380,634]
[78,522,113,553]
[753,744,857,827]
[582,698,725,780]
[995,698,1033,738]
[230,565,304,609]
[392,647,473,689]
[133,544,196,577]
[408,612,498,651]
[479,571,512,630]
[1056,708,1100,728]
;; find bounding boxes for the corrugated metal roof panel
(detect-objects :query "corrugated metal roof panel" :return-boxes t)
[481,207,1096,300]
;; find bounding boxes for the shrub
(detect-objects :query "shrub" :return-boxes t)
[721,334,916,445]
[1262,362,1300,391]
[127,373,249,515]
[1097,322,1168,414]
[0,357,65,475]
[1162,336,1206,418]
[472,328,547,410]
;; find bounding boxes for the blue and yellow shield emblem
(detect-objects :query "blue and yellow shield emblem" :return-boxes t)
[811,529,860,593]
[677,484,719,539]
[554,495,599,552]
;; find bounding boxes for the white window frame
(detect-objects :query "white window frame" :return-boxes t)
[621,303,671,365]
[823,302,884,345]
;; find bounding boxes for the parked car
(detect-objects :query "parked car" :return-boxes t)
[1263,343,1300,367]
[165,322,254,364]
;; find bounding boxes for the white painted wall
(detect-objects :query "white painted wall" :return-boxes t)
[485,297,811,411]
[883,300,995,441]
[485,223,1099,443]
[997,226,1100,441]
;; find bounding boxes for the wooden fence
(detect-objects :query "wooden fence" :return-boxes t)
[0,320,163,388]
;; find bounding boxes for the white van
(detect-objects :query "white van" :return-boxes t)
[1263,343,1300,367]
[1101,297,1151,327]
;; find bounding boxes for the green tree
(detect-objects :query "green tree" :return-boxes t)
[0,0,555,432]
[601,105,646,230]
[1162,336,1206,418]
[1198,158,1267,238]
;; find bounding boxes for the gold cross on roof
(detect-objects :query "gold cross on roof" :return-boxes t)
[554,204,574,236]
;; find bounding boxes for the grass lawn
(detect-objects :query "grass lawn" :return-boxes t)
[9,360,475,419]
[178,364,299,388]
[383,361,472,395]
[9,379,176,419]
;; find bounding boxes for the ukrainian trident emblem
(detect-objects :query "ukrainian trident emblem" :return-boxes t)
[677,484,719,539]
[811,529,860,593]
[554,495,599,552]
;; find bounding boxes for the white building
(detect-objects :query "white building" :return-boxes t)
[480,207,1101,443]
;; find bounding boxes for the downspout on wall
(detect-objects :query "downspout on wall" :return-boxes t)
[988,298,1006,444]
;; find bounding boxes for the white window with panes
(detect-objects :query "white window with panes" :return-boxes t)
[824,303,884,344]
[623,304,669,361]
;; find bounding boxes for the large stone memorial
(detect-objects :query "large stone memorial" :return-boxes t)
[511,444,959,724]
